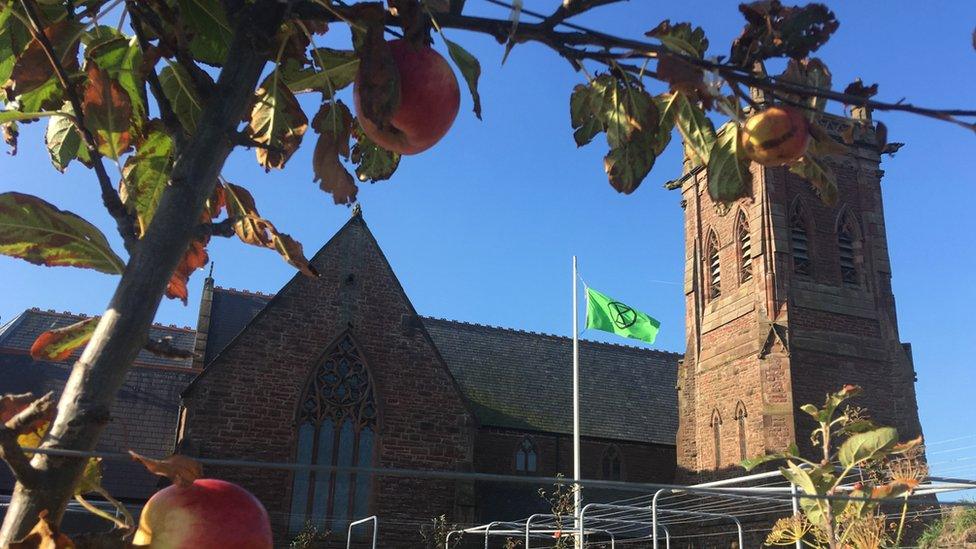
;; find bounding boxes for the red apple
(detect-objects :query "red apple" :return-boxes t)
[739,106,811,166]
[354,39,460,155]
[132,479,272,548]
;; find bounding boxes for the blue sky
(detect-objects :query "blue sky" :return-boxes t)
[1,2,975,480]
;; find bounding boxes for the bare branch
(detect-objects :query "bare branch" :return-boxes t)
[196,217,239,240]
[0,392,54,488]
[541,0,627,29]
[18,0,139,253]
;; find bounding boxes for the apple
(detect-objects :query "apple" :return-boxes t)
[132,479,272,548]
[739,106,811,166]
[354,39,460,155]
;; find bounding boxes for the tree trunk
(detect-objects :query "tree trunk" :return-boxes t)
[0,3,285,543]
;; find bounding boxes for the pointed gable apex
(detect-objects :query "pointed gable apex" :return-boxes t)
[181,213,476,432]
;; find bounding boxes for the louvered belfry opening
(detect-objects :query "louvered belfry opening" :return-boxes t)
[289,334,378,536]
[839,214,859,284]
[707,232,721,300]
[737,211,752,283]
[790,202,811,276]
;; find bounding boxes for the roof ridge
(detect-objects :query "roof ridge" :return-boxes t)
[10,309,195,333]
[213,286,275,299]
[420,315,681,356]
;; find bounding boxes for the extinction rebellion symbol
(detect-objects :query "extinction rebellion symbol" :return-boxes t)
[608,302,637,329]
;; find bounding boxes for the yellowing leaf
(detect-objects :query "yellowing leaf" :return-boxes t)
[663,91,716,167]
[74,457,103,496]
[5,20,81,103]
[82,64,133,159]
[30,316,99,362]
[789,154,837,206]
[311,100,356,204]
[646,20,709,58]
[120,124,175,237]
[246,72,308,171]
[85,35,146,127]
[223,182,318,277]
[8,510,75,548]
[0,192,125,274]
[166,239,208,304]
[129,451,202,487]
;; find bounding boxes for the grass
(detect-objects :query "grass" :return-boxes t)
[918,504,976,548]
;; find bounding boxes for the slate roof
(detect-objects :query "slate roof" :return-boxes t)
[203,287,272,365]
[0,309,196,370]
[422,317,680,445]
[0,309,198,500]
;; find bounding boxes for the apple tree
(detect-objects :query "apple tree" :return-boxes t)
[0,0,973,543]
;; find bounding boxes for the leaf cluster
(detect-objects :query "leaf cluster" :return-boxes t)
[742,386,926,548]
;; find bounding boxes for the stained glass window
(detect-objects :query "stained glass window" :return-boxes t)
[289,334,377,535]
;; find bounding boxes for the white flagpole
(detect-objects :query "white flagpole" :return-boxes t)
[572,255,582,548]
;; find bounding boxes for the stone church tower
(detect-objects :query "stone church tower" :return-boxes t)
[675,109,925,479]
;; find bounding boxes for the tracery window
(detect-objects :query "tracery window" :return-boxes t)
[790,200,811,276]
[601,445,623,481]
[289,334,377,535]
[737,211,753,283]
[838,211,861,285]
[515,436,538,473]
[706,231,722,300]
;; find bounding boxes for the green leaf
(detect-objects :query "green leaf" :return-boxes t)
[120,124,174,237]
[569,74,664,194]
[836,418,878,437]
[281,49,359,95]
[159,62,203,133]
[789,154,837,206]
[800,403,820,419]
[0,110,63,123]
[74,457,103,496]
[177,0,232,66]
[30,316,99,361]
[246,71,308,171]
[0,5,33,96]
[838,427,898,468]
[44,102,90,172]
[352,118,400,183]
[664,92,716,167]
[0,192,125,273]
[646,20,709,58]
[707,122,751,203]
[85,35,145,127]
[569,83,603,147]
[740,444,798,471]
[444,38,482,120]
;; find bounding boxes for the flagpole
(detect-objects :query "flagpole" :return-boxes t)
[572,255,582,548]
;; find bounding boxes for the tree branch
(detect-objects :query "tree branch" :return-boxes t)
[295,0,976,130]
[0,392,54,488]
[127,2,186,148]
[18,0,139,253]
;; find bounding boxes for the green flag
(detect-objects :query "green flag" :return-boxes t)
[585,287,660,344]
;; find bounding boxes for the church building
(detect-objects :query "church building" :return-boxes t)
[0,108,926,547]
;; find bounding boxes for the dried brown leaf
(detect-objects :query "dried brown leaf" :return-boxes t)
[8,510,75,548]
[129,451,202,487]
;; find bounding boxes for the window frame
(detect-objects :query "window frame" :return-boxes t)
[514,436,539,474]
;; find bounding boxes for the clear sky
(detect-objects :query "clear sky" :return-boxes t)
[1,2,974,481]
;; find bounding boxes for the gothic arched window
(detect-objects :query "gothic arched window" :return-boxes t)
[515,436,538,473]
[601,445,623,481]
[837,211,862,285]
[706,231,722,300]
[790,200,811,276]
[736,211,753,284]
[710,409,723,469]
[734,401,748,462]
[289,334,378,535]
